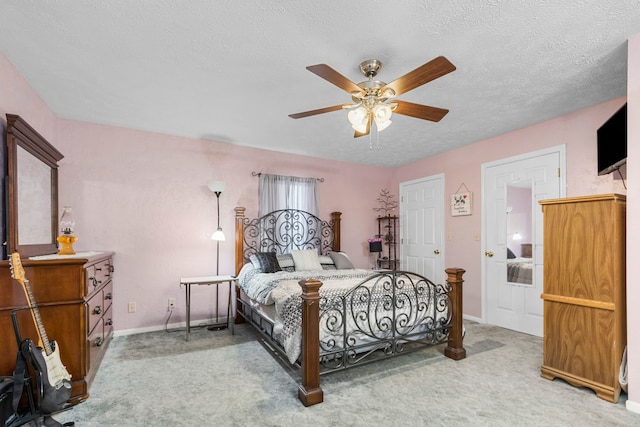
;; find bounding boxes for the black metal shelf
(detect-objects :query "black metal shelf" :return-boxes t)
[376,215,398,270]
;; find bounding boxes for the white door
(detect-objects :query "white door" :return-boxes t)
[400,174,444,282]
[482,146,565,336]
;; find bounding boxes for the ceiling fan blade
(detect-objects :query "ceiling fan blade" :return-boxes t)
[394,100,449,122]
[382,56,456,96]
[288,104,346,119]
[306,64,365,95]
[354,115,372,138]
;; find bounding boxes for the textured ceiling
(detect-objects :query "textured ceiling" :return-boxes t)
[1,1,639,167]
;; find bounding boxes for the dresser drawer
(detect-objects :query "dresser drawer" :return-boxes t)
[85,257,114,295]
[103,305,114,340]
[102,280,114,311]
[520,243,532,258]
[87,317,104,379]
[87,289,105,333]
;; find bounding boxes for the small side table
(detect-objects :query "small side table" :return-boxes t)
[180,275,237,341]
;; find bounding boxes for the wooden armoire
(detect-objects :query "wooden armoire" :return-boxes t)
[539,194,626,402]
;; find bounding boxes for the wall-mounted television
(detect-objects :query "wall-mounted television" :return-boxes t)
[597,103,627,176]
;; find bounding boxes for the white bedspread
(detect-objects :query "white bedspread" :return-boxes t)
[238,265,372,305]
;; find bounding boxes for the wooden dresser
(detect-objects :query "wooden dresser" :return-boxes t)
[539,194,626,402]
[0,251,114,403]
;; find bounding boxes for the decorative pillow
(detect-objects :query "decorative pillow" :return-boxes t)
[276,253,295,269]
[252,252,282,273]
[318,254,337,270]
[249,254,261,269]
[276,253,295,272]
[507,248,516,259]
[329,251,354,269]
[291,249,322,271]
[318,255,333,265]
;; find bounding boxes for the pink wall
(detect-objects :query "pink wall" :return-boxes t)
[393,98,627,318]
[626,33,639,411]
[53,120,393,331]
[0,53,392,332]
[0,54,58,144]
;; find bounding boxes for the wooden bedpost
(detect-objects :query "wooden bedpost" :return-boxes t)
[330,212,341,252]
[234,207,246,324]
[234,207,246,276]
[444,267,466,360]
[297,278,323,406]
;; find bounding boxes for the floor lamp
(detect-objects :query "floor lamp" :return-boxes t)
[208,181,226,331]
[208,181,226,275]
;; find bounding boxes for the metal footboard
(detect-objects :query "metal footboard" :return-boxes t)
[317,270,451,374]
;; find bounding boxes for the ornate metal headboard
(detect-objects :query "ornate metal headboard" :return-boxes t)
[234,207,341,275]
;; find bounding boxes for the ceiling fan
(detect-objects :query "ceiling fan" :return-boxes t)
[289,56,456,138]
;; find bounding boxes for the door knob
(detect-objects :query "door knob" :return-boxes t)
[434,249,440,255]
[485,251,494,257]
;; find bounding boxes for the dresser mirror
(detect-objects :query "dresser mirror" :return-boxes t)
[6,114,64,257]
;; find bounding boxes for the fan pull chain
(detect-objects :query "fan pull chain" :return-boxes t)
[368,122,381,149]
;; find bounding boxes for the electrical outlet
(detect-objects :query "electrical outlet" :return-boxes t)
[128,301,136,313]
[168,298,176,311]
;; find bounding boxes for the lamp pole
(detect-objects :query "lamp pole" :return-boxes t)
[215,191,221,275]
[208,180,226,274]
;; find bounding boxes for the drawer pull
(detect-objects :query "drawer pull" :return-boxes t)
[109,265,115,273]
[95,337,104,347]
[93,306,102,315]
[105,292,113,300]
[91,277,98,287]
[105,318,113,326]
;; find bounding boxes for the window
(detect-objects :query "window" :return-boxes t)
[258,174,318,216]
[258,174,320,254]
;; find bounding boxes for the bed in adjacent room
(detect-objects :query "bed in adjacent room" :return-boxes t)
[507,255,533,285]
[232,207,466,406]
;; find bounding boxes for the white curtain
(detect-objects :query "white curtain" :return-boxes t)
[259,174,319,217]
[258,174,320,254]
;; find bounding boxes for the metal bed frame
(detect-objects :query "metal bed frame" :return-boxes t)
[233,207,466,406]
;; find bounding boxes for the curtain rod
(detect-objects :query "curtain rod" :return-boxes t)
[251,171,324,182]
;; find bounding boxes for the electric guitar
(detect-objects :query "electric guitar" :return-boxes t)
[9,252,72,413]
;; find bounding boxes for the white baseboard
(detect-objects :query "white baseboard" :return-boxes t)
[114,317,231,337]
[626,398,640,414]
[463,314,483,323]
[116,314,480,337]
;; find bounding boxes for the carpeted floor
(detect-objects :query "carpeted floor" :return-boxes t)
[51,322,638,426]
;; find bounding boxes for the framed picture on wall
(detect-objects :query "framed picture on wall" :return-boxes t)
[451,192,472,216]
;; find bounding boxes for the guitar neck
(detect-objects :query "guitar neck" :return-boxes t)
[22,279,53,356]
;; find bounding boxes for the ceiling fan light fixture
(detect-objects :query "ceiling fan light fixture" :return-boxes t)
[348,106,367,127]
[381,88,396,98]
[351,121,368,133]
[375,119,392,132]
[289,56,455,141]
[373,104,392,122]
